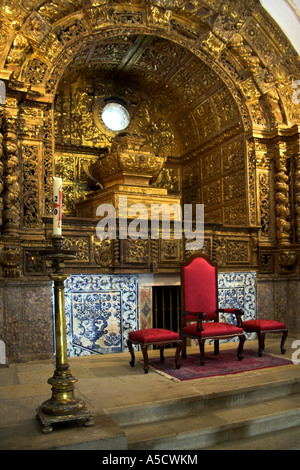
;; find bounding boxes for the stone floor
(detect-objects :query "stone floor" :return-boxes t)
[0,336,299,450]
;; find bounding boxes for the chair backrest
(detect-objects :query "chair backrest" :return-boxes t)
[181,254,218,321]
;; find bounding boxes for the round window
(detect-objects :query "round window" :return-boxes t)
[101,102,130,132]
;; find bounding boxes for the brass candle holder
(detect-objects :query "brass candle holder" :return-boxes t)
[36,235,94,434]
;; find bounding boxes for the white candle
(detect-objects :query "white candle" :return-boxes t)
[53,177,62,235]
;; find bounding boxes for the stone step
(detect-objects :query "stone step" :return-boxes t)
[205,425,300,450]
[123,393,300,450]
[106,375,300,427]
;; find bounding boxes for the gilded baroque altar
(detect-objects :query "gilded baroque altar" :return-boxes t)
[0,0,299,362]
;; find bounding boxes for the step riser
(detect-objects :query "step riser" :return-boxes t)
[128,408,300,450]
[108,380,300,427]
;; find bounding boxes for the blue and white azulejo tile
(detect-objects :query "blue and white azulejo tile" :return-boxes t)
[64,274,139,357]
[218,271,257,341]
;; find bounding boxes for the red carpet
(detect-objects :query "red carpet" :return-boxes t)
[147,349,293,381]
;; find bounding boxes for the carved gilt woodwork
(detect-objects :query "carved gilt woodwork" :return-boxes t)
[0,0,298,279]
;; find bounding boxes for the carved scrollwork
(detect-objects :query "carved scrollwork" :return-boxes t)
[279,250,298,272]
[22,145,39,228]
[62,237,89,262]
[274,145,291,244]
[94,239,113,267]
[2,116,21,236]
[43,108,54,216]
[122,238,149,264]
[0,245,21,278]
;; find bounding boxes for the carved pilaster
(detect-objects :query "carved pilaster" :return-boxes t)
[254,138,274,243]
[43,107,54,217]
[274,141,292,244]
[246,139,257,227]
[2,110,21,237]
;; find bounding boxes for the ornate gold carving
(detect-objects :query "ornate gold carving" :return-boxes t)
[214,236,226,265]
[241,19,278,69]
[6,34,31,67]
[227,240,249,264]
[224,169,245,201]
[122,238,149,264]
[43,108,54,216]
[23,58,48,86]
[88,134,166,188]
[205,208,222,224]
[160,239,180,261]
[279,250,298,272]
[274,142,291,244]
[0,245,21,277]
[259,252,274,274]
[0,0,298,281]
[247,140,257,227]
[2,115,20,236]
[258,171,271,239]
[183,160,200,190]
[22,144,39,228]
[223,200,247,226]
[94,239,113,267]
[24,249,45,275]
[62,237,89,262]
[152,166,180,194]
[202,179,222,206]
[22,12,51,47]
[202,32,226,56]
[201,151,221,179]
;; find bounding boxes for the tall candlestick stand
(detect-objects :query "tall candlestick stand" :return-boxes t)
[36,235,94,434]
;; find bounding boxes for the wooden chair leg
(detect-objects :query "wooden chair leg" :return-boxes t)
[214,339,219,355]
[281,330,288,354]
[198,338,205,366]
[182,337,187,358]
[127,339,135,367]
[175,341,182,369]
[141,345,149,374]
[258,332,265,357]
[160,346,165,363]
[237,334,245,361]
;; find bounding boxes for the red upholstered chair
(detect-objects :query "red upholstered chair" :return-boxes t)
[181,253,246,365]
[242,319,288,357]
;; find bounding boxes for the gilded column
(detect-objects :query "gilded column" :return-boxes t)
[2,110,20,237]
[255,139,274,243]
[43,106,54,217]
[274,141,292,244]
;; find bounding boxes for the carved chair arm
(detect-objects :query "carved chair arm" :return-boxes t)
[217,308,244,328]
[181,311,206,331]
[196,312,206,331]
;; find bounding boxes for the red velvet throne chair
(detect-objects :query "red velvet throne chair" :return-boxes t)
[181,254,246,366]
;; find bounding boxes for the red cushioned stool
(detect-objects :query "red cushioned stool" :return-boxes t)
[242,319,288,357]
[127,328,182,374]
